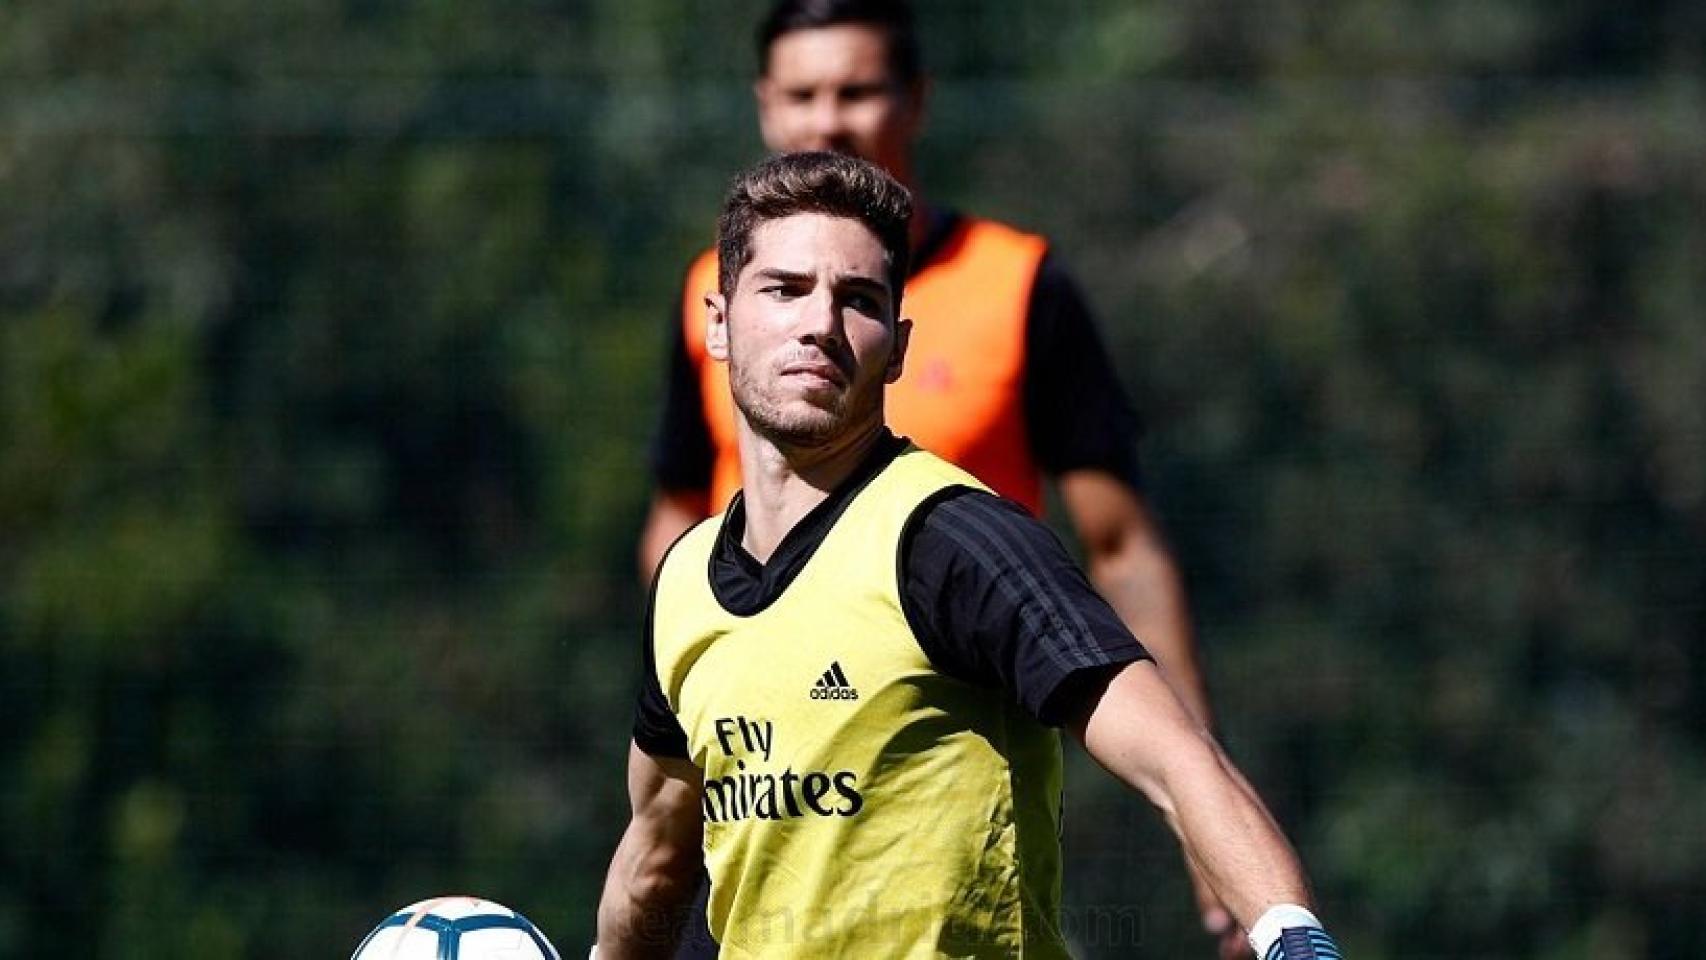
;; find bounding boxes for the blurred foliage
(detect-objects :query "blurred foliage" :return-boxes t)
[2,0,1703,957]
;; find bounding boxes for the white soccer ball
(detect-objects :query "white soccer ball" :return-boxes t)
[350,895,563,960]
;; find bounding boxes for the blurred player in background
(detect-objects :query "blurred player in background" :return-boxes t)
[600,151,1342,959]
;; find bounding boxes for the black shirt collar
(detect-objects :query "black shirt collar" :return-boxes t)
[710,430,910,616]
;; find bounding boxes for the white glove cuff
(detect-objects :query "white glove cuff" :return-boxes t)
[1247,903,1323,958]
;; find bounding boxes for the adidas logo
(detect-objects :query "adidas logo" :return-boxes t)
[810,661,860,701]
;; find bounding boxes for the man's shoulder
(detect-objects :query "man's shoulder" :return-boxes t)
[955,211,1046,244]
[682,246,719,298]
[941,212,1049,254]
[919,212,1052,283]
[656,511,724,582]
[912,483,1034,535]
[890,444,991,494]
[685,245,718,274]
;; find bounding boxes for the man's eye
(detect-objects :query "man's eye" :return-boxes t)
[846,293,881,314]
[841,84,884,103]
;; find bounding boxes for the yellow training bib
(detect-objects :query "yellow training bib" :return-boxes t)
[652,447,1070,958]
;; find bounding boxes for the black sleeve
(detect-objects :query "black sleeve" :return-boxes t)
[631,577,691,758]
[1022,253,1145,488]
[900,488,1151,726]
[649,280,715,492]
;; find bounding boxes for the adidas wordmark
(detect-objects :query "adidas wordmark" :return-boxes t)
[810,661,860,701]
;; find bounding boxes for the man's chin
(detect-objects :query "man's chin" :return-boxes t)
[737,391,882,450]
[754,417,839,449]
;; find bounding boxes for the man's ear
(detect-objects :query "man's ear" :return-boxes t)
[705,291,730,362]
[885,316,911,384]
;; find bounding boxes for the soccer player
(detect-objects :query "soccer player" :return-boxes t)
[641,2,1227,943]
[596,152,1342,959]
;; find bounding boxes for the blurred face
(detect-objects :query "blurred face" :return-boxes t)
[756,24,924,182]
[707,212,909,449]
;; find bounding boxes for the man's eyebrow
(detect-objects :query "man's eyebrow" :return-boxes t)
[835,273,891,297]
[750,267,890,297]
[751,268,814,284]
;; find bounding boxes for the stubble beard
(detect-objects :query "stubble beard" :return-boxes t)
[730,357,877,451]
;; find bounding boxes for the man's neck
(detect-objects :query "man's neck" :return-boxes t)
[736,417,888,564]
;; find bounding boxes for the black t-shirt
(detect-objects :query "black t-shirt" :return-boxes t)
[649,210,1144,493]
[633,432,1151,758]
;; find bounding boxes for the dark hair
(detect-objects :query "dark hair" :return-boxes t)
[757,0,922,85]
[717,151,913,310]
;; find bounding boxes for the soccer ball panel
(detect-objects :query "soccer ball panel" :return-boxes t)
[350,896,561,960]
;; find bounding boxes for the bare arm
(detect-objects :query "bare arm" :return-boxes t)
[1069,659,1312,930]
[596,743,705,958]
[1060,468,1257,952]
[637,489,710,584]
[1058,468,1212,729]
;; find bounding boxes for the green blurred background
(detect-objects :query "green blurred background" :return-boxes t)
[3,1,1704,956]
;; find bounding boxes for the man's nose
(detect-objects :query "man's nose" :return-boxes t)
[797,287,842,345]
[806,96,850,144]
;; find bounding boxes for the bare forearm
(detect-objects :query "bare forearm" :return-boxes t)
[1076,663,1311,931]
[1161,732,1313,926]
[599,747,706,958]
[595,826,698,958]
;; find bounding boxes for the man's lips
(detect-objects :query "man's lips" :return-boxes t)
[780,359,847,387]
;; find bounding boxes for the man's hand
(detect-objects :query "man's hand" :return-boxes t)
[1188,858,1255,958]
